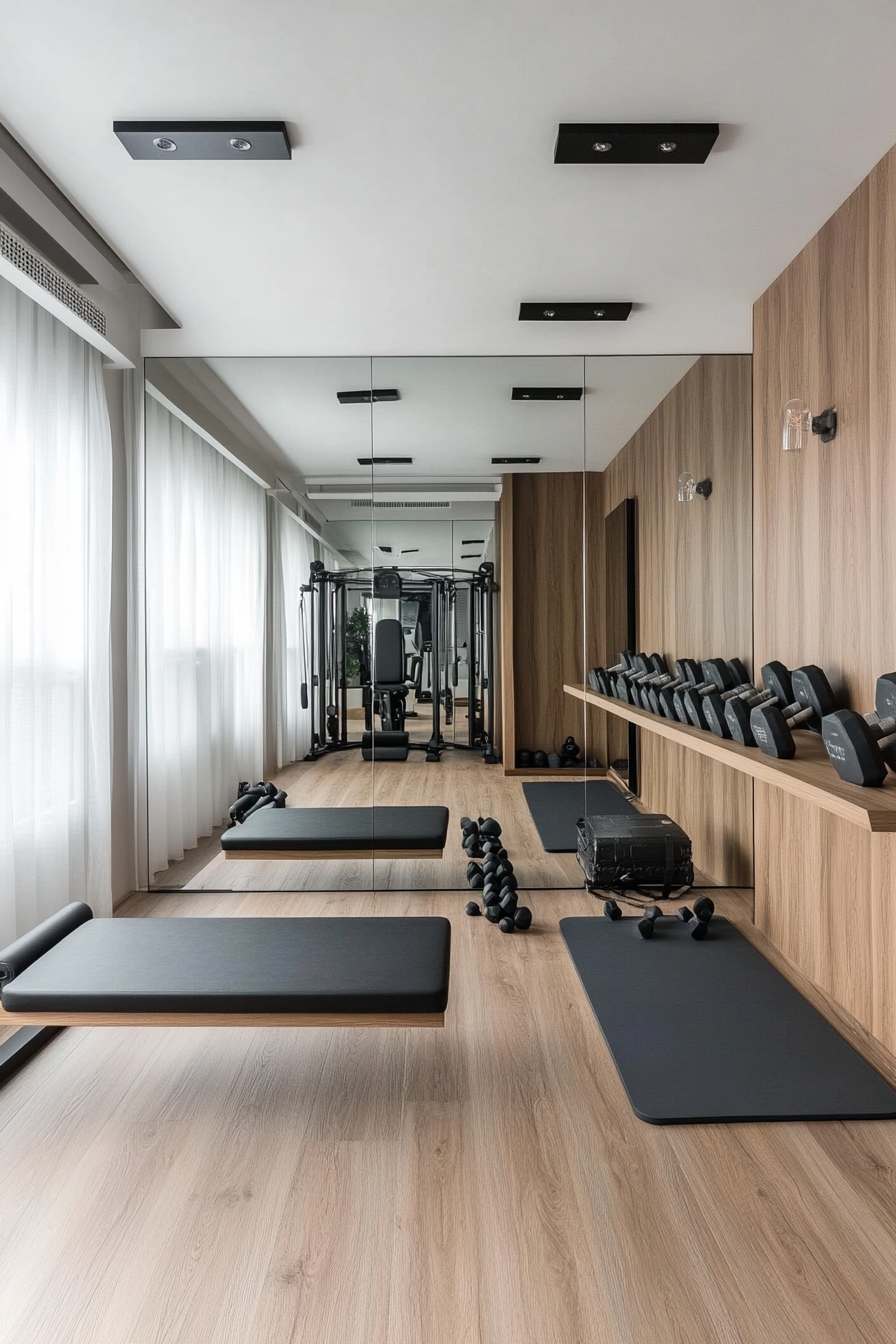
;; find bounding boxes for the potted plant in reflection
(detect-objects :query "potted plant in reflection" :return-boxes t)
[345,607,370,687]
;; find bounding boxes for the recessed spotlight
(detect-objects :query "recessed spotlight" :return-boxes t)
[114,121,291,160]
[554,122,719,164]
[519,303,632,322]
[339,389,400,404]
[492,456,541,465]
[357,456,413,465]
[512,387,583,400]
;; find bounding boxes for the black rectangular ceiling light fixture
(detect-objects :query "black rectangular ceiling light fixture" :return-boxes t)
[461,539,484,544]
[338,389,400,404]
[113,121,291,160]
[357,456,413,466]
[554,123,719,164]
[519,302,632,322]
[492,456,541,465]
[512,387,583,400]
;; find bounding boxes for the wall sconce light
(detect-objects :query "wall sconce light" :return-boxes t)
[781,399,837,452]
[677,472,712,502]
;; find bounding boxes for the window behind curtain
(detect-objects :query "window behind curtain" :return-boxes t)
[0,275,113,944]
[144,395,266,876]
[269,498,314,769]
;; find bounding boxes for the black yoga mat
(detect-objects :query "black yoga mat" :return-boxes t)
[522,780,637,852]
[561,916,896,1124]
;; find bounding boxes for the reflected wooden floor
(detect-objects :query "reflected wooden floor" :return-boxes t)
[1,887,894,1344]
[154,742,588,892]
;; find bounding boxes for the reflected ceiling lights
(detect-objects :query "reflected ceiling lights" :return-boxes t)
[357,456,413,465]
[518,303,632,321]
[113,121,291,160]
[338,389,400,404]
[554,123,719,164]
[512,387,583,400]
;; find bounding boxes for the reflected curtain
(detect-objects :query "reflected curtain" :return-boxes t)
[0,276,113,943]
[269,499,314,768]
[145,395,265,875]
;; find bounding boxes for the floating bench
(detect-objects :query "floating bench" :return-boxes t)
[220,805,450,861]
[0,903,451,1029]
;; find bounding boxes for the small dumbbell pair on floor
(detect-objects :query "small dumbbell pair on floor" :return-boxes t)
[603,894,715,940]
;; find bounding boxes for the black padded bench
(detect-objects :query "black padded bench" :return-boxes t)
[220,805,450,861]
[0,903,450,1029]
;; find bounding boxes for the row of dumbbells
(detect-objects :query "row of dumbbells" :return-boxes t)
[604,894,716,939]
[589,652,896,787]
[461,816,533,932]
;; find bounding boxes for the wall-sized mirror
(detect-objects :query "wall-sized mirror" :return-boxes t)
[140,353,717,897]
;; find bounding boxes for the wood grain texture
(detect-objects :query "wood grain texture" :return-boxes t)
[753,143,896,1053]
[594,356,754,884]
[1,887,894,1344]
[224,847,445,862]
[505,473,588,768]
[566,686,896,831]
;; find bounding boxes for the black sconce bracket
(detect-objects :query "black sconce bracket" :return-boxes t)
[811,408,837,442]
[695,478,713,499]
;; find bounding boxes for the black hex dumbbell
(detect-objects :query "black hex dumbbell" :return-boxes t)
[760,661,840,733]
[821,673,896,786]
[698,682,773,736]
[790,665,839,731]
[723,687,780,745]
[750,699,815,758]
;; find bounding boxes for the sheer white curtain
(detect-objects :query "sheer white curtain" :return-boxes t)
[145,395,266,875]
[0,276,113,944]
[269,499,314,768]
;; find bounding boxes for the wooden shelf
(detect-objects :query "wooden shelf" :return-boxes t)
[564,685,896,833]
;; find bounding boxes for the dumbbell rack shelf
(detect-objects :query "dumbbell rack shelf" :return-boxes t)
[564,685,896,832]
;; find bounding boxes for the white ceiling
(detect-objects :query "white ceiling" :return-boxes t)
[194,354,698,475]
[3,1,896,357]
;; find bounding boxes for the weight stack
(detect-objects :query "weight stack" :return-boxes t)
[362,730,410,761]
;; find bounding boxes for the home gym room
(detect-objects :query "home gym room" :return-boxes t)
[1,4,895,1343]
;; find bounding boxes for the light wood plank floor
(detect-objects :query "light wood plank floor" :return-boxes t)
[153,743,590,892]
[1,887,894,1344]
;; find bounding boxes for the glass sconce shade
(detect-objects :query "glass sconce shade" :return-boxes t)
[677,471,696,502]
[782,398,811,452]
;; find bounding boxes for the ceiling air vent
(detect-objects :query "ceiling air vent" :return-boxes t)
[350,500,451,508]
[0,224,106,336]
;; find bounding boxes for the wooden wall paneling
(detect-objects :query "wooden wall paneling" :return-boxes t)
[752,144,896,1053]
[584,472,607,767]
[595,356,754,887]
[639,737,754,887]
[510,473,587,761]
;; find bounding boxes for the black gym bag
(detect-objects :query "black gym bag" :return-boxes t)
[576,814,694,903]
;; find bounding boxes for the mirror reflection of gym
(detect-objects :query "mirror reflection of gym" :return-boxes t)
[140,353,701,896]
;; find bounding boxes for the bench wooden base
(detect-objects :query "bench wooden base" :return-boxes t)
[0,1005,444,1029]
[223,847,444,861]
